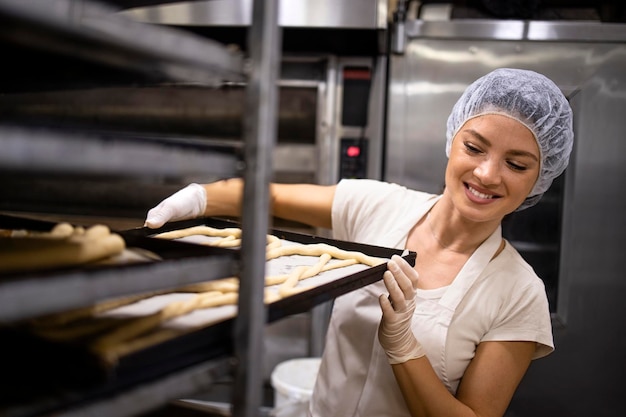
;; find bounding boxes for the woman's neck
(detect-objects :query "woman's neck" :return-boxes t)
[426,198,501,255]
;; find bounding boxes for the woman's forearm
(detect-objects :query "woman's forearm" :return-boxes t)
[393,341,534,417]
[203,178,245,218]
[203,179,336,229]
[392,358,476,417]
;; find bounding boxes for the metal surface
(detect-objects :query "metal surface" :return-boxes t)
[317,56,387,185]
[405,19,626,42]
[51,359,232,417]
[234,0,280,416]
[386,38,624,193]
[121,0,386,29]
[386,17,626,417]
[0,84,318,140]
[0,0,245,84]
[516,53,626,417]
[316,56,340,186]
[0,125,240,179]
[406,18,527,40]
[0,254,236,323]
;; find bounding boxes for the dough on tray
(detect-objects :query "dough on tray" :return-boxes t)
[24,224,390,364]
[0,223,126,273]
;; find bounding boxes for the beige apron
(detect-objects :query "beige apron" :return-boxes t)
[311,220,503,417]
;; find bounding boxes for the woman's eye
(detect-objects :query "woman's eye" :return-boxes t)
[464,142,481,153]
[507,161,527,171]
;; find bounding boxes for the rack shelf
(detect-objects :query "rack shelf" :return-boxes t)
[0,251,237,323]
[0,0,281,416]
[0,0,246,85]
[1,358,233,417]
[0,125,242,178]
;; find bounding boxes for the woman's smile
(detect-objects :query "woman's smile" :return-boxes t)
[464,182,502,203]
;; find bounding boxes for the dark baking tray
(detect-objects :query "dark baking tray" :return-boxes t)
[122,217,416,322]
[0,215,415,415]
[0,213,239,269]
[0,213,239,315]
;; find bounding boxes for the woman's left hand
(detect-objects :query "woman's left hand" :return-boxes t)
[378,254,425,364]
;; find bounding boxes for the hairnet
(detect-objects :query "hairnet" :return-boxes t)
[445,68,574,210]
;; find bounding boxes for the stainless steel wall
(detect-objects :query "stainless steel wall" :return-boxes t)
[387,19,626,417]
[121,0,387,29]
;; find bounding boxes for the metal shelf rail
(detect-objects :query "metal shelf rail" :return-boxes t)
[0,125,242,178]
[0,253,237,323]
[0,0,246,85]
[0,0,282,416]
[234,0,281,416]
[3,358,234,417]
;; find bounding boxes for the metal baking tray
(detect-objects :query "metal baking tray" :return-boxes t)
[122,217,416,321]
[0,215,415,415]
[0,213,239,322]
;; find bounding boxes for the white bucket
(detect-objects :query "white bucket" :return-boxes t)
[270,357,321,417]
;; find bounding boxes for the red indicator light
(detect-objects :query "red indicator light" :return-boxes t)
[346,145,361,158]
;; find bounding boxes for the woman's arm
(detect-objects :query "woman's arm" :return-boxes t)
[392,340,534,417]
[144,179,337,229]
[203,179,336,229]
[379,255,535,417]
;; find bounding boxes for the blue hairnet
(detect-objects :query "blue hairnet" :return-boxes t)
[446,68,574,210]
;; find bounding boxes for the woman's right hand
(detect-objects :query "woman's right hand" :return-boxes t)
[378,254,425,364]
[144,183,207,228]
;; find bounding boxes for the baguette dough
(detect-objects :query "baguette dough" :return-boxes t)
[155,226,281,250]
[28,224,390,364]
[0,224,126,273]
[267,243,385,267]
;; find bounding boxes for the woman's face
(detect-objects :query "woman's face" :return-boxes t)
[444,114,541,222]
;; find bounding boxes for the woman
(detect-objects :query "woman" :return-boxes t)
[145,68,574,417]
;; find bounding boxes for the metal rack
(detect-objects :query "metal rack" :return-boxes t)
[0,0,280,416]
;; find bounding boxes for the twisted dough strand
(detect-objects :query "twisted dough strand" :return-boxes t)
[91,291,238,351]
[83,226,388,362]
[267,243,385,267]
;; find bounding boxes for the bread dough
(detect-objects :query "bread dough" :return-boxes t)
[28,224,389,364]
[0,224,126,273]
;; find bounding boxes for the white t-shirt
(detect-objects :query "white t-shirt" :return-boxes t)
[309,179,554,417]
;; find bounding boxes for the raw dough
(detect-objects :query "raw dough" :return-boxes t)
[0,224,125,273]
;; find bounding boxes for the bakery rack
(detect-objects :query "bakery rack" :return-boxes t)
[0,0,281,416]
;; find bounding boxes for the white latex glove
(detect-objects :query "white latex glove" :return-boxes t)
[378,254,425,364]
[144,183,207,229]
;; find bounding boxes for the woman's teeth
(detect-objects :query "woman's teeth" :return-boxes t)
[468,186,494,199]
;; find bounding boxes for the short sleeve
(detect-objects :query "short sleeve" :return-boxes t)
[482,278,555,359]
[332,179,438,249]
[332,179,380,242]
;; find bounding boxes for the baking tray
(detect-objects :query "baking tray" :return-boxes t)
[0,213,239,321]
[0,215,415,415]
[121,217,416,322]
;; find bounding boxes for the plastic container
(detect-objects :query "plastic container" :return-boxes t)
[270,357,321,417]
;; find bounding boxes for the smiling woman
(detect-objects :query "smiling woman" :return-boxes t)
[444,113,541,223]
[143,68,574,417]
[446,68,574,211]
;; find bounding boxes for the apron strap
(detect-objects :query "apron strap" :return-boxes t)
[439,225,503,311]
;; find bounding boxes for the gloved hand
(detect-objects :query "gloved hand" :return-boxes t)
[144,183,207,229]
[378,254,425,364]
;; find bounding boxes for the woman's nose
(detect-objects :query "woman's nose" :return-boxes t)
[473,158,502,185]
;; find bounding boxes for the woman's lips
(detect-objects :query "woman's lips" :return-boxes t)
[464,183,501,203]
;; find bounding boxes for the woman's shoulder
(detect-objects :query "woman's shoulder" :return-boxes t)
[336,179,436,203]
[333,179,439,245]
[483,241,547,293]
